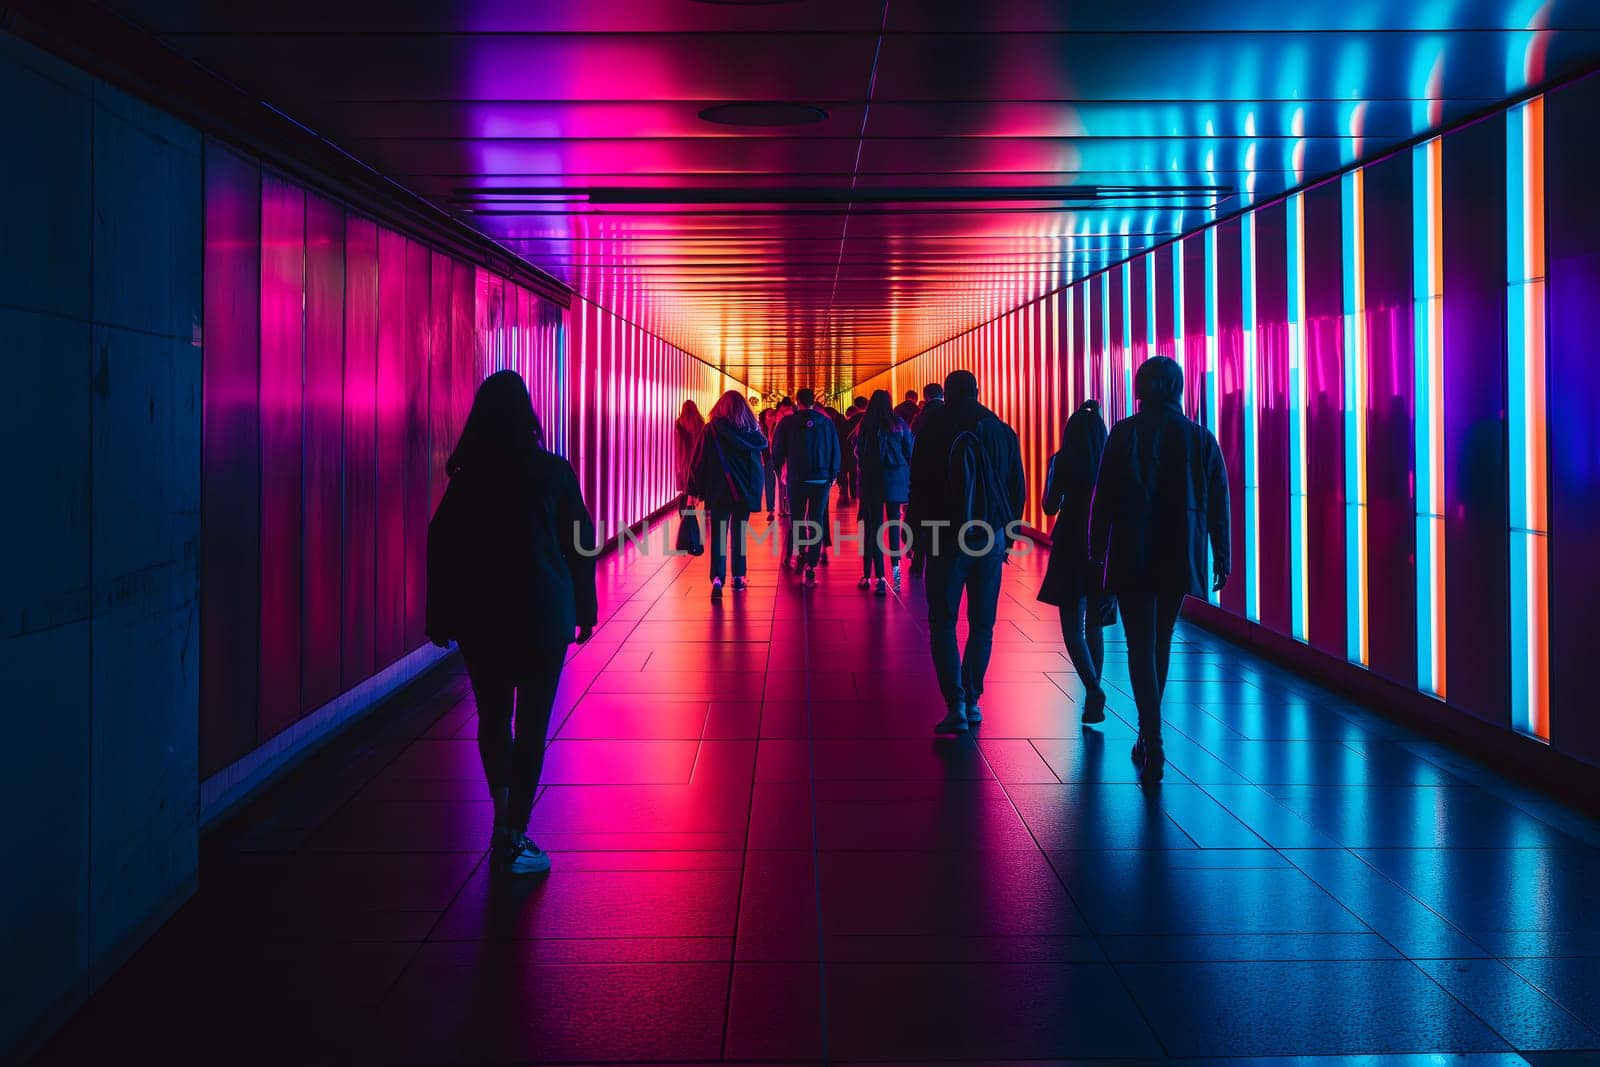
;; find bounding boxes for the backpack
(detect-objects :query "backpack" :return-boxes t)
[947,421,1015,528]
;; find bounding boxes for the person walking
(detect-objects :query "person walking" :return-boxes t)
[906,381,945,577]
[893,389,921,425]
[674,400,705,509]
[1089,356,1230,784]
[855,390,913,595]
[831,402,858,509]
[425,371,598,876]
[689,391,768,598]
[772,388,842,585]
[1038,399,1111,725]
[908,370,1025,733]
[759,405,781,520]
[773,397,795,522]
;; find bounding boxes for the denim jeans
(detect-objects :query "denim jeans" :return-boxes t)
[924,549,1004,709]
[460,641,567,832]
[859,495,904,579]
[1118,587,1187,741]
[787,481,831,566]
[709,506,751,581]
[1058,597,1105,696]
[762,458,778,512]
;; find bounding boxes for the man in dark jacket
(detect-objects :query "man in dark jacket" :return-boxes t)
[908,370,1025,733]
[772,389,842,582]
[906,382,945,576]
[893,389,921,426]
[1090,355,1230,784]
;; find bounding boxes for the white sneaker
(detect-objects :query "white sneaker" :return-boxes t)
[504,836,552,875]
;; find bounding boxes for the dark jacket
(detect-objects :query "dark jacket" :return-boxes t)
[674,415,700,493]
[893,400,921,425]
[834,409,859,476]
[772,407,842,485]
[1037,403,1108,606]
[855,417,914,505]
[910,396,944,437]
[908,397,1026,557]
[1089,400,1230,596]
[426,447,598,648]
[689,416,768,513]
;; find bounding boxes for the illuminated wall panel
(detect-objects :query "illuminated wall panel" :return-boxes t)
[1363,151,1419,689]
[1413,137,1447,697]
[342,216,379,691]
[1254,202,1291,635]
[301,192,346,712]
[1342,168,1370,665]
[1304,179,1348,658]
[1441,112,1510,728]
[374,227,408,673]
[1546,78,1598,759]
[1215,219,1247,618]
[1285,192,1311,642]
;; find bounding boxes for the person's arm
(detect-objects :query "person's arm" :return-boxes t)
[825,420,842,481]
[1206,434,1231,589]
[1041,454,1064,517]
[558,462,599,640]
[1006,430,1026,526]
[771,418,789,475]
[1088,428,1121,567]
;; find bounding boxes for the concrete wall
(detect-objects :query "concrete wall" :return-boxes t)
[0,32,201,1057]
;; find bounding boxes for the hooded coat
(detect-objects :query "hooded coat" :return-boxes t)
[856,416,914,506]
[689,416,769,513]
[1037,401,1108,605]
[907,392,1025,557]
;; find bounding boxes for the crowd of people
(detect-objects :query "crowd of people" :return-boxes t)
[424,357,1230,876]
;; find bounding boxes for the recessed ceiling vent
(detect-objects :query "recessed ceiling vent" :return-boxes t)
[698,102,828,127]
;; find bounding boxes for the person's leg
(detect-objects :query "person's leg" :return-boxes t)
[925,551,967,728]
[786,481,805,565]
[1154,588,1186,696]
[1118,590,1165,779]
[1058,598,1104,691]
[814,485,833,567]
[861,497,883,579]
[709,506,729,583]
[463,646,516,844]
[730,508,750,579]
[959,552,1003,715]
[505,646,567,862]
[764,461,777,514]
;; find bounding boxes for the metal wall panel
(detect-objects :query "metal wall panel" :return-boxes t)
[1546,75,1600,764]
[402,239,432,649]
[256,173,304,740]
[1303,178,1348,657]
[1215,219,1247,617]
[199,143,261,775]
[1362,151,1419,688]
[1254,200,1292,635]
[1441,113,1511,727]
[374,226,408,669]
[342,216,378,690]
[301,192,345,713]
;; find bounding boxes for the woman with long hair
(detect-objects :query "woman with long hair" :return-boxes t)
[426,371,598,876]
[855,389,913,595]
[674,400,705,508]
[759,405,780,520]
[688,390,768,598]
[773,397,796,520]
[1038,398,1110,724]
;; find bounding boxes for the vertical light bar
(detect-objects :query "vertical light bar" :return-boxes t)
[1100,273,1112,409]
[1342,169,1370,666]
[1145,251,1158,360]
[1413,137,1447,697]
[1507,96,1549,740]
[1204,226,1221,605]
[1121,259,1134,417]
[1065,284,1077,412]
[1287,193,1310,641]
[1173,242,1186,403]
[1241,212,1260,622]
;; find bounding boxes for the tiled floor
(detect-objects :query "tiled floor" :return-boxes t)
[36,514,1600,1065]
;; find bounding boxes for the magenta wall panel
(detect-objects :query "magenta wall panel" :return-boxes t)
[1546,75,1600,764]
[1130,254,1149,367]
[1215,219,1247,617]
[402,239,431,649]
[342,216,378,690]
[199,143,261,776]
[1303,179,1348,657]
[1441,114,1512,726]
[451,260,476,472]
[1362,151,1418,687]
[1182,235,1208,419]
[301,192,345,713]
[257,173,304,739]
[1108,268,1128,419]
[428,250,454,517]
[1254,201,1292,635]
[1154,245,1176,361]
[1088,275,1106,408]
[374,227,408,670]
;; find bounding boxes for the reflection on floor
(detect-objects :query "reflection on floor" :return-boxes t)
[36,514,1600,1064]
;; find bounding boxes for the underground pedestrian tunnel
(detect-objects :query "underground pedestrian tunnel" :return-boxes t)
[5,1,1600,1062]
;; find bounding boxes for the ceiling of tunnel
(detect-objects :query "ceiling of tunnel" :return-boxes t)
[104,0,1600,394]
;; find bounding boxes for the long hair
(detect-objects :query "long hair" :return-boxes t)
[1061,397,1103,455]
[864,389,895,435]
[708,389,760,434]
[678,399,705,435]
[447,370,543,476]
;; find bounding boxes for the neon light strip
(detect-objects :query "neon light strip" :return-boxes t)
[1065,284,1077,412]
[1173,242,1186,404]
[1287,192,1310,642]
[1342,169,1370,666]
[1413,138,1447,697]
[1121,260,1134,417]
[1145,251,1159,360]
[1204,226,1221,605]
[1241,212,1260,622]
[1100,273,1112,409]
[1507,97,1550,741]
